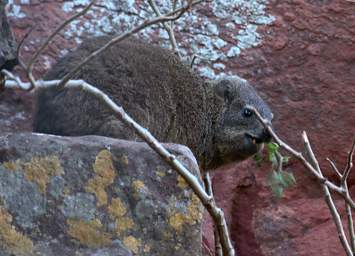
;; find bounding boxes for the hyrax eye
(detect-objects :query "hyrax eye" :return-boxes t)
[243,108,253,118]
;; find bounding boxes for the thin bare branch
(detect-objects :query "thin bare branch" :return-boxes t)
[16,24,36,65]
[345,182,355,253]
[341,139,355,185]
[4,72,235,256]
[276,151,283,173]
[247,105,355,211]
[58,0,205,88]
[203,171,213,197]
[302,132,353,256]
[215,227,223,256]
[1,69,30,90]
[248,106,341,189]
[326,158,343,179]
[148,0,181,58]
[26,0,97,89]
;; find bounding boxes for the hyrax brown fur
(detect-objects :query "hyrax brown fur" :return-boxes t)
[33,36,273,168]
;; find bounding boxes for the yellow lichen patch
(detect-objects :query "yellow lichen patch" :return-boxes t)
[67,219,112,247]
[115,217,134,234]
[120,155,129,166]
[108,198,126,218]
[2,160,21,171]
[169,212,186,232]
[0,206,33,255]
[177,175,188,189]
[123,236,141,254]
[186,193,203,225]
[169,193,203,232]
[155,170,166,178]
[63,187,71,195]
[23,156,64,193]
[85,150,117,207]
[143,244,151,253]
[132,180,145,191]
[132,180,147,199]
[107,198,134,235]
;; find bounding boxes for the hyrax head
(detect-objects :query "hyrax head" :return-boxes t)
[208,77,273,168]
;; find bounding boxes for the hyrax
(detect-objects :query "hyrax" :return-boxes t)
[33,36,273,169]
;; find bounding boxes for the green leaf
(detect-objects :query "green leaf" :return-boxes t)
[267,142,279,155]
[267,171,282,186]
[271,185,284,198]
[254,153,263,167]
[282,156,290,164]
[282,171,296,187]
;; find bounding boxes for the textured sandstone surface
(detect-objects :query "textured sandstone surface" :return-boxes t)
[0,133,203,256]
[2,0,355,255]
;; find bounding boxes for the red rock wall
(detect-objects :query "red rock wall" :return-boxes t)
[4,0,355,255]
[211,1,355,256]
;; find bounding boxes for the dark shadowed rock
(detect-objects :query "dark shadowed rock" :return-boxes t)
[0,1,17,71]
[0,133,203,256]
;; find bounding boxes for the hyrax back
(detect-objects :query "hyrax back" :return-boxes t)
[34,36,273,168]
[34,36,208,154]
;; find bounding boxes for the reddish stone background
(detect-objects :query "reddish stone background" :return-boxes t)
[209,1,355,256]
[2,0,355,255]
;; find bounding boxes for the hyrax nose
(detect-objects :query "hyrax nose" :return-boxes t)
[261,128,272,143]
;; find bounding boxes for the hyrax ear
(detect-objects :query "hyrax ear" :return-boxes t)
[211,79,236,102]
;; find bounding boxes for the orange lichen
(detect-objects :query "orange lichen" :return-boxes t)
[2,156,63,193]
[123,236,141,254]
[120,155,129,166]
[2,160,20,171]
[155,170,166,178]
[107,198,126,218]
[132,180,145,191]
[23,155,64,193]
[115,216,134,234]
[132,180,147,199]
[107,197,134,235]
[169,193,203,232]
[85,150,117,207]
[0,206,33,255]
[177,175,188,189]
[169,212,186,232]
[144,244,151,253]
[67,219,112,247]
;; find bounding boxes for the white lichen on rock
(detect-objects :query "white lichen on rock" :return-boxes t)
[7,0,275,78]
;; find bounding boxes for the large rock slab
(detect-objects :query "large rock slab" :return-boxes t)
[0,133,203,256]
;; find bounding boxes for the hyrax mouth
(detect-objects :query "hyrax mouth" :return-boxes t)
[245,132,263,144]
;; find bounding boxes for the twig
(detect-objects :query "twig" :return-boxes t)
[276,151,283,173]
[16,24,36,63]
[215,227,223,256]
[1,70,30,90]
[147,0,181,58]
[341,139,355,185]
[203,171,213,197]
[345,182,355,254]
[4,72,235,256]
[26,0,97,89]
[58,0,204,88]
[247,105,355,211]
[326,158,343,179]
[249,103,355,255]
[248,106,343,190]
[343,140,355,253]
[302,132,353,256]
